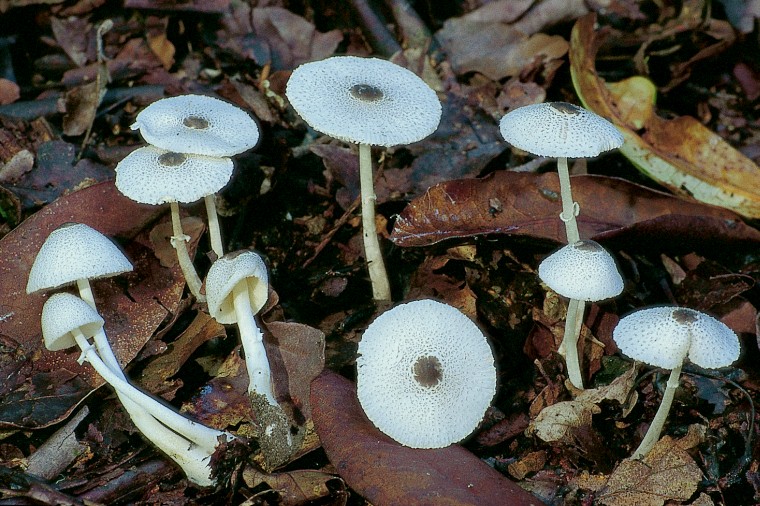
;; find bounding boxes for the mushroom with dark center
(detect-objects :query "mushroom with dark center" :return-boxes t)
[286,56,442,302]
[183,116,209,129]
[413,356,442,387]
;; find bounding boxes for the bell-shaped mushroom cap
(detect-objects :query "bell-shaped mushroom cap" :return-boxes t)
[27,223,133,294]
[131,94,259,157]
[41,292,104,351]
[356,299,497,449]
[285,56,442,148]
[115,146,234,205]
[613,306,740,370]
[499,102,624,158]
[538,240,623,302]
[205,250,268,325]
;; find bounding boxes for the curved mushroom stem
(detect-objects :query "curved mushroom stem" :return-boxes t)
[76,277,124,378]
[233,280,277,406]
[560,298,586,389]
[71,331,228,454]
[358,143,392,302]
[204,194,224,260]
[632,364,682,459]
[556,156,580,244]
[169,201,205,302]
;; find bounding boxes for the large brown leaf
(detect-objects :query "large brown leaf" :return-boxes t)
[310,370,544,506]
[390,171,760,248]
[0,181,196,429]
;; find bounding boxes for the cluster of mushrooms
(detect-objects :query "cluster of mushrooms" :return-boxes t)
[26,55,743,486]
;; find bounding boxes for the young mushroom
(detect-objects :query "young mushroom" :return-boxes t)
[130,94,261,258]
[41,293,228,485]
[499,102,624,244]
[612,306,740,459]
[285,56,442,302]
[205,250,292,467]
[115,146,235,301]
[356,299,496,448]
[538,239,623,389]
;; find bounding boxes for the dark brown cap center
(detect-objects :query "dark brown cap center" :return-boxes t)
[413,355,443,388]
[183,116,209,129]
[672,308,698,325]
[574,239,603,252]
[158,152,187,167]
[551,102,582,115]
[350,84,384,102]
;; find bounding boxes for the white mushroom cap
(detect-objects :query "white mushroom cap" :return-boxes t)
[285,56,442,147]
[131,94,259,157]
[538,240,623,302]
[41,292,104,351]
[205,250,268,325]
[115,146,234,205]
[499,102,624,158]
[356,299,496,449]
[27,223,133,294]
[613,306,740,370]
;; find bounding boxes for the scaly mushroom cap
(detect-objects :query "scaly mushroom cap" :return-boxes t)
[115,146,234,205]
[131,94,259,157]
[285,56,442,147]
[356,299,497,448]
[613,306,740,370]
[205,250,268,325]
[538,240,623,302]
[499,102,624,158]
[41,292,104,351]
[27,223,133,294]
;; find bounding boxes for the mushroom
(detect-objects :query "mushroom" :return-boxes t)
[612,306,740,458]
[499,102,624,244]
[538,239,623,389]
[356,299,496,448]
[115,146,235,301]
[41,292,227,485]
[285,56,442,302]
[205,249,295,468]
[130,94,260,259]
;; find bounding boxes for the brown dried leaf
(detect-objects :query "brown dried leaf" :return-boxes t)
[242,467,347,505]
[595,435,702,506]
[390,171,760,248]
[311,370,544,506]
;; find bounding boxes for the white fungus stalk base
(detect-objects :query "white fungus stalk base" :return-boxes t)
[170,201,205,302]
[204,193,224,259]
[632,364,682,459]
[560,298,586,389]
[232,281,277,406]
[359,143,391,302]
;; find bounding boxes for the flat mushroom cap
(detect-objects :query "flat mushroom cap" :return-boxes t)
[42,292,104,351]
[356,299,496,448]
[115,146,234,205]
[205,250,268,325]
[613,306,740,370]
[285,56,442,147]
[27,223,133,294]
[538,240,623,302]
[131,94,259,157]
[499,102,624,158]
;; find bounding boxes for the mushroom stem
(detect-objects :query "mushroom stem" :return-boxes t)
[204,194,224,259]
[560,298,585,389]
[170,201,205,302]
[71,330,227,454]
[76,277,124,378]
[632,364,682,459]
[232,280,277,406]
[358,143,392,302]
[556,156,580,244]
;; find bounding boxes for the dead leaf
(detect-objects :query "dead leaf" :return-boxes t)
[0,78,20,105]
[390,171,760,248]
[242,467,347,505]
[310,370,544,506]
[595,434,703,506]
[50,16,93,67]
[125,0,229,13]
[570,13,760,218]
[0,181,194,429]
